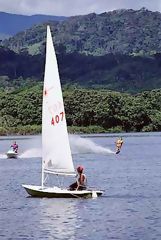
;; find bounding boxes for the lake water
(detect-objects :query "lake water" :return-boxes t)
[0,132,161,240]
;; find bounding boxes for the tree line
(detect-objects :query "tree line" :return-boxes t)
[0,85,161,135]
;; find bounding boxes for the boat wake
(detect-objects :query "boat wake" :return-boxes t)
[70,135,115,155]
[0,154,7,159]
[0,149,41,159]
[0,135,115,159]
[20,148,42,158]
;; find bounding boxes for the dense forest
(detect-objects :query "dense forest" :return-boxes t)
[0,86,161,135]
[2,8,161,56]
[1,46,161,93]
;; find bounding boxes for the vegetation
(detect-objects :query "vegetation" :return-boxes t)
[2,8,161,56]
[0,86,161,135]
[1,47,161,93]
[1,9,161,93]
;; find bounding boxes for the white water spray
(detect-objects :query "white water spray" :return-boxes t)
[20,148,42,158]
[70,135,115,154]
[0,135,115,159]
[0,154,7,159]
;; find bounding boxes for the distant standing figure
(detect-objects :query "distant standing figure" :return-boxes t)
[115,137,124,154]
[69,165,87,191]
[11,141,18,153]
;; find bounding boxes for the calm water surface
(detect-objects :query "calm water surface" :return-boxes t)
[0,132,161,240]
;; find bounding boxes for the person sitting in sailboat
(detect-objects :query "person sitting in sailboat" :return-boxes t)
[69,166,87,191]
[11,141,18,153]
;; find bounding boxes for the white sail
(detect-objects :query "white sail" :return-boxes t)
[42,26,75,177]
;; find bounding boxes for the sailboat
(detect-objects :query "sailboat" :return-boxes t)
[22,26,103,198]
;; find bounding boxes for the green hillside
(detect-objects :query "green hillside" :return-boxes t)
[1,9,161,93]
[2,8,161,56]
[1,46,161,93]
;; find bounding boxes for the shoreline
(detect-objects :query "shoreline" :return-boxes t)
[0,125,159,136]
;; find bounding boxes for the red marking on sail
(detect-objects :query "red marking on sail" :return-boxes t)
[44,89,48,96]
[51,117,55,125]
[44,86,54,96]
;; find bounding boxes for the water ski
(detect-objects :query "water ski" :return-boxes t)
[116,149,120,154]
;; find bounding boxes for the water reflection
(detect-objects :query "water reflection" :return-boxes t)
[38,199,77,240]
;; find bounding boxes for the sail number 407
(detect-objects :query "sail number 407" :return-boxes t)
[51,112,64,125]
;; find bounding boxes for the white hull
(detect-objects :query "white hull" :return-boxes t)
[6,151,18,159]
[22,185,103,198]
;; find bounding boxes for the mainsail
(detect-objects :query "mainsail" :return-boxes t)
[42,26,75,181]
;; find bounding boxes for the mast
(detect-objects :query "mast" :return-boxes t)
[41,162,44,188]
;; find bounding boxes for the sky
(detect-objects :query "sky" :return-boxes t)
[0,0,161,16]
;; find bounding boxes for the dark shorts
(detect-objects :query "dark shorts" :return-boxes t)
[69,182,86,191]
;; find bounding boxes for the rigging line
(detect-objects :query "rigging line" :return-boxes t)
[56,174,62,187]
[60,176,65,188]
[44,174,49,184]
